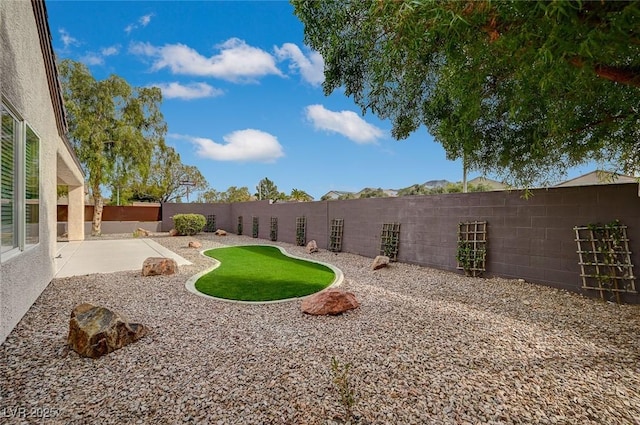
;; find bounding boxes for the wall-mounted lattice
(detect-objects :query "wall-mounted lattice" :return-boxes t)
[237,216,243,235]
[270,217,278,241]
[456,221,487,277]
[329,218,344,252]
[574,221,636,303]
[380,223,401,261]
[252,216,259,238]
[296,216,306,246]
[204,214,216,232]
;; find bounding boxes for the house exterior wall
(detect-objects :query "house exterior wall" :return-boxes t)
[163,183,640,303]
[1,1,84,343]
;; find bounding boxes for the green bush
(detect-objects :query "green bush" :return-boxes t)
[173,213,206,236]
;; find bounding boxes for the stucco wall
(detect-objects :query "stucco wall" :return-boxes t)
[0,1,82,343]
[163,183,640,303]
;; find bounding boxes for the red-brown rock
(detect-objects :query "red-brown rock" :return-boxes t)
[214,229,227,236]
[188,241,202,249]
[169,228,179,236]
[142,257,178,276]
[68,303,147,359]
[301,289,359,315]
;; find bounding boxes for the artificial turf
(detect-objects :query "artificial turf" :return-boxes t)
[195,245,336,301]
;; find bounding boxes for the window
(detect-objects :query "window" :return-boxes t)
[1,101,40,260]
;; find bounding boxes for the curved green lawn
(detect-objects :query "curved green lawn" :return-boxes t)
[195,245,336,301]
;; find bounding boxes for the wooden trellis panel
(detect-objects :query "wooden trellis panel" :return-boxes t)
[296,216,306,246]
[380,223,401,261]
[270,217,278,241]
[252,216,259,238]
[329,218,344,252]
[574,222,636,303]
[237,216,243,235]
[204,214,216,232]
[456,221,487,277]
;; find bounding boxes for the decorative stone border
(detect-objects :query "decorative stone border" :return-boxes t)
[185,244,344,304]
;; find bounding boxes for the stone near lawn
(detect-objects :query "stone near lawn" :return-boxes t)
[371,255,390,270]
[214,229,227,236]
[68,303,147,359]
[306,240,318,254]
[169,228,179,236]
[135,227,151,237]
[301,289,359,316]
[188,241,202,249]
[142,257,178,276]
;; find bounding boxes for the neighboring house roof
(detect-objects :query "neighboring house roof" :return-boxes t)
[32,0,84,176]
[423,179,450,188]
[554,170,637,187]
[321,190,354,199]
[468,176,508,191]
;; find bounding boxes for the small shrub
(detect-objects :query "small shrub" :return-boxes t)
[173,213,206,236]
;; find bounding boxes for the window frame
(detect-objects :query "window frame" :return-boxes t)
[1,97,41,262]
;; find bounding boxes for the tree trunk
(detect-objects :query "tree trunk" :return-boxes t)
[92,190,103,236]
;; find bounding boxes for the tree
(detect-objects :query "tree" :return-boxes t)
[290,188,314,202]
[125,143,208,203]
[223,186,252,203]
[255,177,281,201]
[58,59,166,234]
[358,188,387,198]
[292,1,640,187]
[198,188,222,203]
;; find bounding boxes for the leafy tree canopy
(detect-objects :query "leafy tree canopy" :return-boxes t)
[255,177,282,201]
[59,59,167,233]
[293,0,640,187]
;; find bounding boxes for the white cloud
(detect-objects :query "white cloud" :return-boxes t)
[274,43,324,86]
[80,53,104,66]
[139,13,154,27]
[101,45,120,56]
[125,13,154,33]
[304,105,384,144]
[150,82,224,100]
[130,38,283,82]
[170,130,284,162]
[59,28,79,49]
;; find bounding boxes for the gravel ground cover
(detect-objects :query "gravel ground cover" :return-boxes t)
[1,232,640,424]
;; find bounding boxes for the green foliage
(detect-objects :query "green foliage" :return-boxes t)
[290,188,313,202]
[126,143,208,204]
[456,241,486,277]
[358,187,387,198]
[172,213,206,236]
[237,216,243,235]
[292,1,640,187]
[58,59,167,234]
[255,177,281,201]
[330,357,357,421]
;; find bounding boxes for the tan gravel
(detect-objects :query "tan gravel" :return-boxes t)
[1,233,640,424]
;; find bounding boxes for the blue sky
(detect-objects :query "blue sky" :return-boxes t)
[47,1,594,200]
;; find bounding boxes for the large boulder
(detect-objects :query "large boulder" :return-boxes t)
[188,240,202,249]
[142,257,178,276]
[214,229,227,236]
[301,289,359,316]
[306,240,318,254]
[169,228,179,236]
[68,303,147,359]
[371,255,390,270]
[134,227,151,237]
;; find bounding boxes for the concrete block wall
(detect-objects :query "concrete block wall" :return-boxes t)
[162,183,640,303]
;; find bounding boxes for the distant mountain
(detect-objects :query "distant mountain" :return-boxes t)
[422,179,450,188]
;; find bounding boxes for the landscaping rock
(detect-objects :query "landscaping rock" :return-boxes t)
[135,227,151,237]
[306,240,318,254]
[214,229,227,236]
[188,241,202,249]
[169,228,179,236]
[142,257,178,276]
[371,255,390,270]
[301,289,359,315]
[67,303,147,359]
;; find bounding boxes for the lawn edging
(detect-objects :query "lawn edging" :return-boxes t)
[185,244,344,304]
